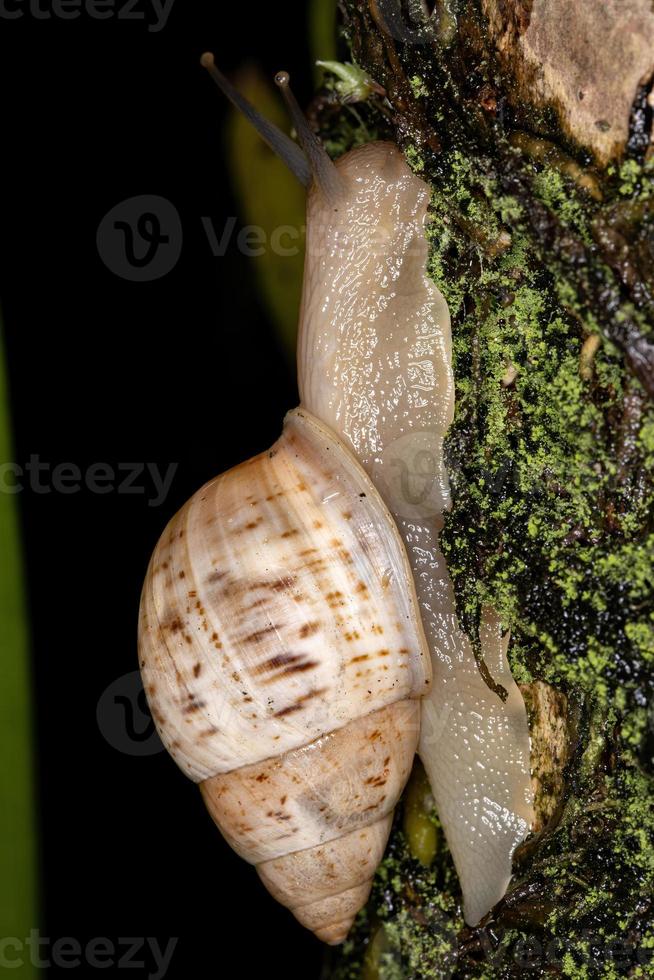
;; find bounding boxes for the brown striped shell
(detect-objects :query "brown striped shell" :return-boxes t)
[139,409,431,943]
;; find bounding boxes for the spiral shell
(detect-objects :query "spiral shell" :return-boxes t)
[139,409,431,942]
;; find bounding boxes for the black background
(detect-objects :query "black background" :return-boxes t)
[0,0,326,975]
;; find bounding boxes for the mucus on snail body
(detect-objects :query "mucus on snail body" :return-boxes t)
[138,54,534,944]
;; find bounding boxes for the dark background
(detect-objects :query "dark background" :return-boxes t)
[0,1,326,975]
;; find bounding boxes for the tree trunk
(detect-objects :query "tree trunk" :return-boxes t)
[319,1,654,976]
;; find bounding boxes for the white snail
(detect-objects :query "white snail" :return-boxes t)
[138,54,534,944]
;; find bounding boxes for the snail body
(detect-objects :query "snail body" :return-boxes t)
[295,140,534,926]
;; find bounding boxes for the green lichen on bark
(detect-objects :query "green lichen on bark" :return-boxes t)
[324,0,654,976]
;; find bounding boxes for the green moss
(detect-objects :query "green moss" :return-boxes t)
[404,144,426,174]
[640,415,654,462]
[422,142,654,707]
[532,167,590,240]
[332,810,461,980]
[331,4,654,976]
[618,159,645,197]
[409,75,429,99]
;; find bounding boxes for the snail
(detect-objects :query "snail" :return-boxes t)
[138,54,534,944]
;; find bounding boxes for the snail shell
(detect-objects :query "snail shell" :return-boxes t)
[139,409,431,943]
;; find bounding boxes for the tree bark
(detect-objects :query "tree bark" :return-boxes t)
[320,1,654,976]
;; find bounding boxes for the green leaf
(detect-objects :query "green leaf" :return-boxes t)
[0,317,37,976]
[225,65,307,365]
[310,0,339,80]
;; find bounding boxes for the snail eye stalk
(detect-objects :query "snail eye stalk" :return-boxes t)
[200,52,312,188]
[275,70,343,204]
